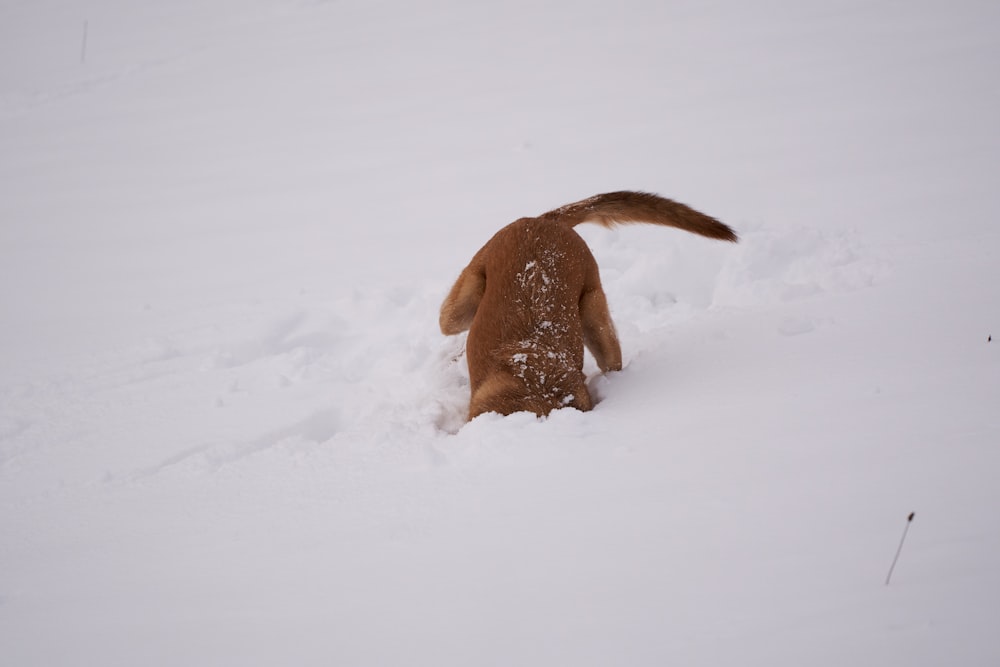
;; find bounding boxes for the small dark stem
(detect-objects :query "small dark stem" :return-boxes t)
[885,512,915,586]
[81,20,89,64]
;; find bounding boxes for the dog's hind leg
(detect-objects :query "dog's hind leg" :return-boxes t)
[440,261,486,335]
[580,287,622,372]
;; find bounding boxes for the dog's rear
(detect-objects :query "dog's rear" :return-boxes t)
[441,191,736,420]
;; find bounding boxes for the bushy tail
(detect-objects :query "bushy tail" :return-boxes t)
[537,191,737,242]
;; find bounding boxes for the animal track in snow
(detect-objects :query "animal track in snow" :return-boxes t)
[132,407,342,477]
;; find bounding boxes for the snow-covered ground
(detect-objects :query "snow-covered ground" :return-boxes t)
[2,1,999,664]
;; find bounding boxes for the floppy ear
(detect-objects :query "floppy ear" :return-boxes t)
[440,261,486,335]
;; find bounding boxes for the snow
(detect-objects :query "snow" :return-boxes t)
[2,1,999,665]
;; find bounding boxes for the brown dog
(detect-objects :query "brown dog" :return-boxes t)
[440,191,737,420]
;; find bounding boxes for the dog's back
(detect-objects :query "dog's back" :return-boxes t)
[461,217,601,417]
[440,191,737,420]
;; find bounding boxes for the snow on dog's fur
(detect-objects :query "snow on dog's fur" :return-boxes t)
[440,191,738,420]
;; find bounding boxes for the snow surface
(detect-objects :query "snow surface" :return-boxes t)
[2,1,999,665]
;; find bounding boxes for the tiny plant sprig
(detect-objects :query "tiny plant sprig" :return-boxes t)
[81,20,89,64]
[885,512,915,586]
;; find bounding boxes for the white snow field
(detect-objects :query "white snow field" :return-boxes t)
[2,1,999,664]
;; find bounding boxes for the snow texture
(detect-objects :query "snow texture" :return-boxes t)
[2,1,999,665]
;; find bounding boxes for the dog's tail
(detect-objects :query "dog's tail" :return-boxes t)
[538,191,738,242]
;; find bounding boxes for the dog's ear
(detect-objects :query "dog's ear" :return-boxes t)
[440,263,486,335]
